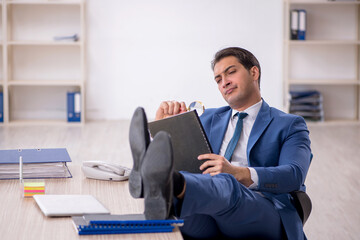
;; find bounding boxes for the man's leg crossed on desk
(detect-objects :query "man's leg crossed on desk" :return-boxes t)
[128,108,282,240]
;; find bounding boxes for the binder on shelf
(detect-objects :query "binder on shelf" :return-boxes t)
[298,10,307,40]
[289,104,322,112]
[290,9,306,40]
[148,110,212,173]
[290,10,299,40]
[289,90,324,122]
[67,92,81,122]
[289,90,320,99]
[72,214,184,235]
[0,148,72,180]
[0,92,3,122]
[53,34,79,42]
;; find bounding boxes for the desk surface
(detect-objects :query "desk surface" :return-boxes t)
[0,164,183,240]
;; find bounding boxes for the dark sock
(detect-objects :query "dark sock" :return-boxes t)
[173,171,185,197]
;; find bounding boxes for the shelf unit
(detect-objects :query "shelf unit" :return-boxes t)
[283,0,360,123]
[1,2,3,122]
[1,0,85,125]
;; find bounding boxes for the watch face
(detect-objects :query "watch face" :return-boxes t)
[188,101,205,116]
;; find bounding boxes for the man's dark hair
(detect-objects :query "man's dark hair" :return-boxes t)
[211,47,261,88]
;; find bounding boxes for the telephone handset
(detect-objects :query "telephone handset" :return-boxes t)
[82,161,131,181]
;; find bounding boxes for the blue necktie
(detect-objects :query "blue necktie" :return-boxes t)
[224,112,248,162]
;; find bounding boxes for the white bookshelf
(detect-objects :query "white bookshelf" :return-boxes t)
[284,0,360,123]
[1,0,85,125]
[1,2,4,123]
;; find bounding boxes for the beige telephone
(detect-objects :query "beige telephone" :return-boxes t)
[82,161,131,181]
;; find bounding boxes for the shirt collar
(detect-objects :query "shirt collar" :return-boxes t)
[231,99,263,121]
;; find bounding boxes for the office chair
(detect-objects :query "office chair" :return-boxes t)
[183,155,313,240]
[290,190,312,225]
[290,153,313,225]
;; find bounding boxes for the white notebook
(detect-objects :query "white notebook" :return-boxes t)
[33,195,110,217]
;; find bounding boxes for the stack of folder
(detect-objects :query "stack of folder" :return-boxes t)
[289,90,324,122]
[72,214,184,235]
[0,148,72,180]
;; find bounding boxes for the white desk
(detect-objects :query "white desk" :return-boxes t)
[0,164,183,240]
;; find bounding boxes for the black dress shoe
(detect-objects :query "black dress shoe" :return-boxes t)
[141,131,174,220]
[129,107,151,198]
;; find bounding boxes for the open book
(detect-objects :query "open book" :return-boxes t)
[148,110,212,173]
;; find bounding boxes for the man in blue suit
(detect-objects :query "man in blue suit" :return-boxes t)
[129,47,311,239]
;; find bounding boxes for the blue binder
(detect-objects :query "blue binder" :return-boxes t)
[0,148,72,179]
[67,92,81,122]
[298,9,306,40]
[0,92,3,122]
[0,148,72,164]
[73,214,184,235]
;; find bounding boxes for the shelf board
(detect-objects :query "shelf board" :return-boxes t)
[289,79,359,85]
[288,40,360,45]
[7,1,83,5]
[289,0,360,5]
[7,80,83,86]
[7,41,82,46]
[306,119,360,126]
[7,119,84,126]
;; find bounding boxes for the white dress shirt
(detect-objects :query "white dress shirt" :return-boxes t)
[218,100,262,189]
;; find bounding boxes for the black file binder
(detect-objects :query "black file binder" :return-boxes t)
[290,10,299,40]
[148,110,212,173]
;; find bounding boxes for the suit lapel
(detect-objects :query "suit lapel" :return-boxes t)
[247,100,273,161]
[209,108,232,154]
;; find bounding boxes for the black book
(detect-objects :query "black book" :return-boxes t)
[148,110,212,173]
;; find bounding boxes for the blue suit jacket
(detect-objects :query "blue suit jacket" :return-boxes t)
[200,100,312,240]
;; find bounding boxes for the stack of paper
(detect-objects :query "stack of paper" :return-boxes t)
[289,90,324,122]
[0,148,72,180]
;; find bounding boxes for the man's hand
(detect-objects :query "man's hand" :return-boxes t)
[155,101,187,120]
[198,153,254,187]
